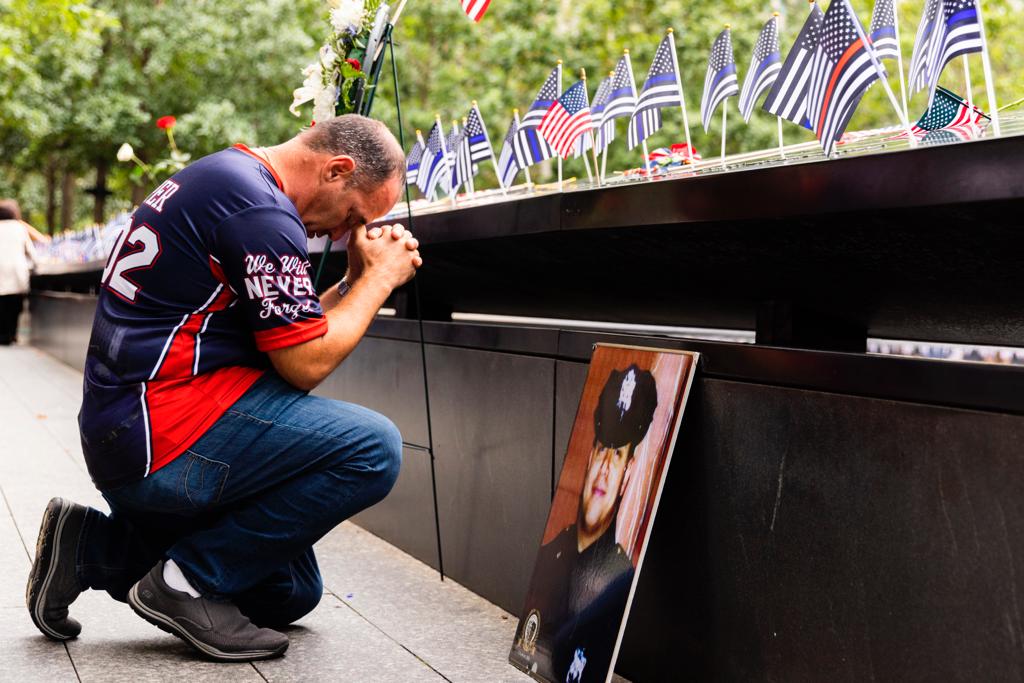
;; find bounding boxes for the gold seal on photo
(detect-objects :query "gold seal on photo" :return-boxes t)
[519,609,541,654]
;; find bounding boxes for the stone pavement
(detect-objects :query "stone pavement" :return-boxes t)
[0,345,536,682]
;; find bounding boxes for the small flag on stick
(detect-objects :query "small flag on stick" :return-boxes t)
[497,112,522,188]
[405,134,424,187]
[869,0,900,61]
[514,65,560,167]
[627,34,683,149]
[806,0,884,156]
[763,2,825,128]
[700,26,739,132]
[416,122,450,199]
[739,15,782,122]
[596,54,639,154]
[539,79,594,159]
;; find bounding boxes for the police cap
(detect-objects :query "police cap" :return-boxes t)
[593,364,658,449]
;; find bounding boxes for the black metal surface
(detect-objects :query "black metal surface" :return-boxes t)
[33,134,1024,348]
[27,293,1024,680]
[426,345,556,614]
[312,336,430,446]
[688,378,1024,681]
[351,447,441,571]
[560,134,1024,230]
[358,319,1024,418]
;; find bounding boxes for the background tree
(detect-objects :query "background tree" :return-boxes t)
[1,0,1022,230]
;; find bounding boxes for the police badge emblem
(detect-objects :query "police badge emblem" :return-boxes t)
[518,609,540,654]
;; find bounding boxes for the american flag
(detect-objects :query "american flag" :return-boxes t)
[892,85,988,137]
[415,123,449,198]
[700,28,739,132]
[739,16,782,122]
[460,0,491,23]
[763,3,824,127]
[497,114,521,187]
[539,80,594,159]
[405,138,424,186]
[628,35,682,149]
[464,105,493,163]
[908,0,941,92]
[596,55,638,153]
[514,66,559,167]
[446,124,466,194]
[920,0,983,105]
[869,0,900,61]
[806,0,883,156]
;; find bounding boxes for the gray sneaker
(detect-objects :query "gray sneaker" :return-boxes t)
[128,561,289,661]
[26,497,87,640]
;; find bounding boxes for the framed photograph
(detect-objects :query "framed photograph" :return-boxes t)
[509,343,699,683]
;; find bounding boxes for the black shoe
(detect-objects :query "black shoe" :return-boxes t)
[26,497,87,640]
[128,562,289,661]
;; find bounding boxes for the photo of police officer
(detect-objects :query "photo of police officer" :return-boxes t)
[511,344,698,683]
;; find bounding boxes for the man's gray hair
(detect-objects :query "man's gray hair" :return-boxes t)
[301,114,405,189]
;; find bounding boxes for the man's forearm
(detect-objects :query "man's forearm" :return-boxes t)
[268,275,391,391]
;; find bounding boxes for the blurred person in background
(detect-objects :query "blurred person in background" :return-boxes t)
[0,199,37,345]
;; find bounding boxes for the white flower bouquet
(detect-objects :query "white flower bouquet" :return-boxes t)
[290,0,391,123]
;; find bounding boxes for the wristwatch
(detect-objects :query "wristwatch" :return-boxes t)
[337,278,351,298]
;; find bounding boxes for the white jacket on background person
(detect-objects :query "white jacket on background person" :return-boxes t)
[0,219,37,296]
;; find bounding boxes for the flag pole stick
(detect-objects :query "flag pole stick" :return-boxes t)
[893,0,911,121]
[437,114,457,207]
[777,116,786,159]
[461,116,476,199]
[557,61,564,192]
[721,103,728,168]
[599,67,615,185]
[962,56,974,107]
[641,139,653,181]
[841,0,916,145]
[666,29,696,164]
[623,49,648,180]
[475,101,508,196]
[514,109,534,192]
[973,0,1001,136]
[579,68,600,186]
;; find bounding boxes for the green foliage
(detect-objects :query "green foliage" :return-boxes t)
[1,0,1023,226]
[0,0,323,228]
[373,0,1024,184]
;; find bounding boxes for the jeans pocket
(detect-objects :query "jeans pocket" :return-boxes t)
[177,451,230,510]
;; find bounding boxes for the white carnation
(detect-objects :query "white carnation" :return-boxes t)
[290,60,324,117]
[313,84,340,124]
[116,143,134,162]
[330,0,364,34]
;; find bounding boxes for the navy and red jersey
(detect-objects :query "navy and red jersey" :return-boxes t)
[80,145,327,490]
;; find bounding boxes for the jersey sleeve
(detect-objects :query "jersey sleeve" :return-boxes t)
[211,206,327,352]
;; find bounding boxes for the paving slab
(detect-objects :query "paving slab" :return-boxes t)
[1,345,538,683]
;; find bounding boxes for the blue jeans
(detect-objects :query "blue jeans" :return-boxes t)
[78,372,402,626]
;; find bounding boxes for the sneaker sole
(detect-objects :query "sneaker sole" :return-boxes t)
[26,498,76,641]
[127,583,288,662]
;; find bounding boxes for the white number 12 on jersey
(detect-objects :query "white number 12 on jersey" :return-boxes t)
[101,220,162,303]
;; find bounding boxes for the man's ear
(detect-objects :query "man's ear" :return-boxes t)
[324,155,356,183]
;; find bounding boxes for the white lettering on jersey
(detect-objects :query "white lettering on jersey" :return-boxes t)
[241,253,316,320]
[143,180,181,213]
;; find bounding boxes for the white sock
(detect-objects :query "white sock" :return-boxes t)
[163,559,201,598]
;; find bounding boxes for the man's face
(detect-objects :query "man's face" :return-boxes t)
[302,162,402,242]
[579,442,633,535]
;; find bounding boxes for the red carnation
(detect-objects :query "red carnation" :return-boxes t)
[156,115,177,130]
[346,58,362,71]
